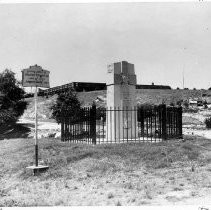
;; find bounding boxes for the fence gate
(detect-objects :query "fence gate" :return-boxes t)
[61,104,182,144]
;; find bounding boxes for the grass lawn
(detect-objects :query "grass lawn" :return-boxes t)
[0,136,211,206]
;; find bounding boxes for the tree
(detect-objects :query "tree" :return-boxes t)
[51,88,82,123]
[0,69,27,124]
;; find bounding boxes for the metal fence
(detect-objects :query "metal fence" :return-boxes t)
[60,104,182,144]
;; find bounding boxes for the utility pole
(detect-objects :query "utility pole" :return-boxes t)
[182,47,186,89]
[182,66,185,89]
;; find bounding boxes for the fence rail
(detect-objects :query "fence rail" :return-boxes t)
[60,104,182,144]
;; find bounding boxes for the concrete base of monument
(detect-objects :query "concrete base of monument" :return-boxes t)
[26,165,49,175]
[96,137,163,144]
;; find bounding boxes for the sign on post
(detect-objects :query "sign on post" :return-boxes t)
[22,64,50,88]
[22,64,50,175]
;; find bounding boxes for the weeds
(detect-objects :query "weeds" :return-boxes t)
[107,192,114,199]
[124,182,133,190]
[173,187,183,191]
[116,201,122,206]
[154,159,169,169]
[66,152,93,163]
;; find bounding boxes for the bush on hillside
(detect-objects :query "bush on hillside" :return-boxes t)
[0,69,27,124]
[170,102,175,107]
[51,88,82,123]
[176,100,183,106]
[183,100,189,108]
[205,117,211,129]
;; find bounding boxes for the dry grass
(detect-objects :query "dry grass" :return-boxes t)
[78,89,211,106]
[0,136,211,206]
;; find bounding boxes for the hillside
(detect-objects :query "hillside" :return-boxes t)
[22,95,57,121]
[78,89,211,107]
[22,89,211,121]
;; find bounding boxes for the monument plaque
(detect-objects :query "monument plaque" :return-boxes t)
[106,61,137,141]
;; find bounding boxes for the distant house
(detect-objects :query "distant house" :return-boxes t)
[189,99,198,107]
[188,97,204,108]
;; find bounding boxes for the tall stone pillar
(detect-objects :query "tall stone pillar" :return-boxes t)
[106,61,137,142]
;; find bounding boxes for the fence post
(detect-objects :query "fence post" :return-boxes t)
[91,104,97,144]
[161,104,167,140]
[178,106,183,139]
[140,108,144,137]
[61,117,64,141]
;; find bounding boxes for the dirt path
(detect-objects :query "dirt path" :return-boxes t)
[18,118,60,130]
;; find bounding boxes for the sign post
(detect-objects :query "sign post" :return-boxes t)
[22,64,50,175]
[34,85,38,167]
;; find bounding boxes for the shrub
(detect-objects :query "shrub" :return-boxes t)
[205,117,211,129]
[204,104,208,109]
[203,100,208,109]
[183,100,189,108]
[176,100,182,106]
[51,88,82,124]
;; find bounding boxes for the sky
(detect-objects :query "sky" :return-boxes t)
[0,2,211,89]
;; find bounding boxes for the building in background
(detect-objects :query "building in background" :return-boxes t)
[37,82,171,96]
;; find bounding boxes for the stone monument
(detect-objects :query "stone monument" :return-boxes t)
[106,61,137,142]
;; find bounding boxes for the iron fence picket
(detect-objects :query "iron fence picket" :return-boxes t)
[60,104,182,144]
[118,107,120,143]
[134,107,137,142]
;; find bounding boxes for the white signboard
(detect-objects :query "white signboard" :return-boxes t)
[22,65,50,88]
